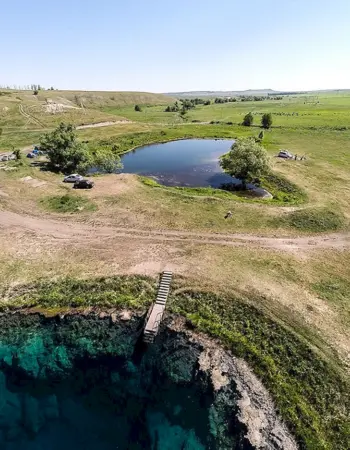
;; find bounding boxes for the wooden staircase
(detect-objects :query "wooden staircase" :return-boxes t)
[143,271,173,344]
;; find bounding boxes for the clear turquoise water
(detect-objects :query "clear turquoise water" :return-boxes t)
[0,316,245,450]
[121,139,235,187]
[0,360,209,449]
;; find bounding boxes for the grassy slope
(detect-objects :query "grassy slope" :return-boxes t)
[0,276,348,450]
[0,89,173,151]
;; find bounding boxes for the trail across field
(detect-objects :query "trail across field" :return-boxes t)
[1,210,349,252]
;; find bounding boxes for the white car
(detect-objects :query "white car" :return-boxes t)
[278,150,294,159]
[63,174,84,183]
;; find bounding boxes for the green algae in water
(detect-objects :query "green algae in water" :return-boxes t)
[0,314,251,450]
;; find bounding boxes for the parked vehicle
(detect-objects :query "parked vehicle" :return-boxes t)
[1,153,16,161]
[73,179,94,189]
[63,174,83,183]
[278,150,294,159]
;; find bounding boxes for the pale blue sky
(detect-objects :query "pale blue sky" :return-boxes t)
[1,0,349,92]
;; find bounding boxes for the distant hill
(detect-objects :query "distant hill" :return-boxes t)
[56,90,173,107]
[165,89,280,98]
[165,88,350,98]
[0,89,172,108]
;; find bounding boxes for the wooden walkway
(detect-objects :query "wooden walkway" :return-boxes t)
[143,271,173,343]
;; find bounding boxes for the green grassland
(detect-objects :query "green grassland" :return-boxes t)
[103,92,350,129]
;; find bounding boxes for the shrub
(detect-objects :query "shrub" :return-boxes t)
[242,112,253,126]
[13,149,22,160]
[134,104,142,112]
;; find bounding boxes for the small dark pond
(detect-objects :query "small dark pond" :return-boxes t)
[121,139,236,188]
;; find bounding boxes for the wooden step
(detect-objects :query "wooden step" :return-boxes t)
[158,289,169,295]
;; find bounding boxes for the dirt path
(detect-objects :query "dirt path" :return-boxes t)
[76,120,131,129]
[1,210,349,252]
[19,104,45,128]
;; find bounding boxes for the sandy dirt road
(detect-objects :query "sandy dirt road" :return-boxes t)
[1,210,349,252]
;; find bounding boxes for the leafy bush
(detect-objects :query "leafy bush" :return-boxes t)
[94,150,122,173]
[134,104,142,112]
[13,149,21,160]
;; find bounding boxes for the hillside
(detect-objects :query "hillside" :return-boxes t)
[0,89,173,148]
[165,89,279,97]
[165,88,350,98]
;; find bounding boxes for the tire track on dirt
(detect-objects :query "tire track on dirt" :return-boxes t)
[1,210,349,252]
[19,104,46,128]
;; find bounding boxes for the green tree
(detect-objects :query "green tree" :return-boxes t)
[179,109,188,121]
[261,113,273,129]
[95,150,123,173]
[242,112,253,126]
[39,123,91,173]
[220,138,270,190]
[134,104,142,112]
[13,149,22,160]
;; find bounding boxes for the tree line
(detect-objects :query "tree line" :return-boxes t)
[164,98,211,113]
[0,84,55,91]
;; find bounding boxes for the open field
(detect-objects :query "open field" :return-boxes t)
[0,89,350,449]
